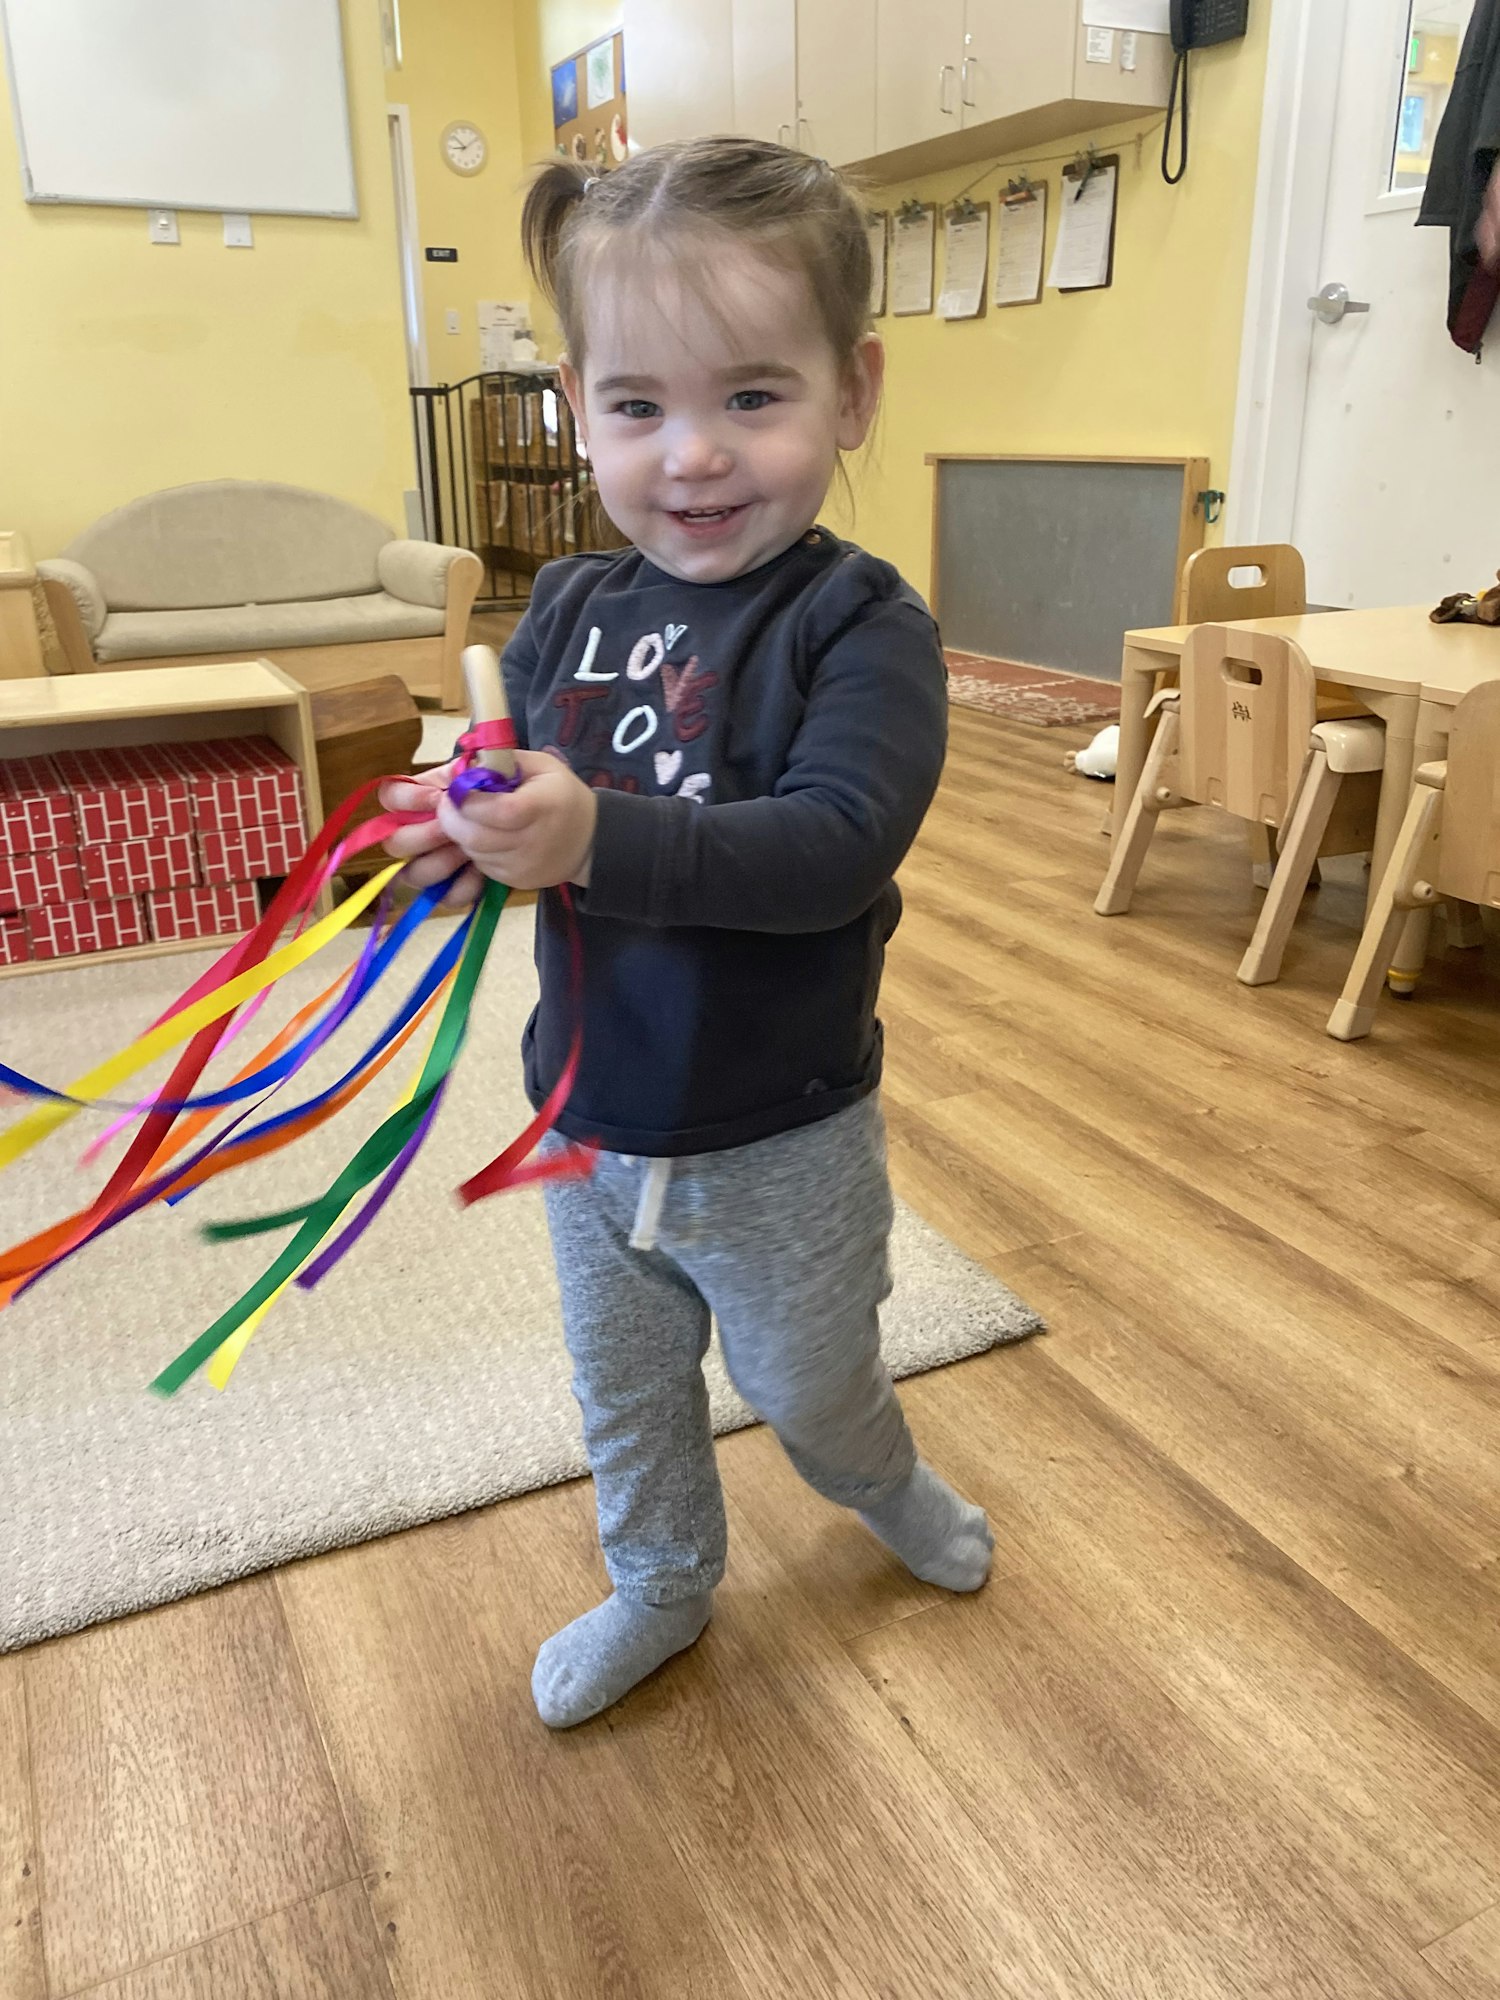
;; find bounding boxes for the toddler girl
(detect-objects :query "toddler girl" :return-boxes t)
[384,137,992,1728]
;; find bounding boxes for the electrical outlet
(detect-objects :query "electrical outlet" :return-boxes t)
[148,208,180,245]
[445,308,461,334]
[223,212,253,248]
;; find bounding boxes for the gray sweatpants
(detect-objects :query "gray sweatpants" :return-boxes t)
[541,1096,917,1604]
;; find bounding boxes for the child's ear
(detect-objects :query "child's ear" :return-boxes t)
[560,359,589,449]
[836,336,884,451]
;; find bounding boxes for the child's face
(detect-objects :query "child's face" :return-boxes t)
[561,242,882,584]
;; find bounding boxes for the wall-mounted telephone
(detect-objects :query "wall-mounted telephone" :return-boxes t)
[1163,0,1250,184]
[1170,0,1250,51]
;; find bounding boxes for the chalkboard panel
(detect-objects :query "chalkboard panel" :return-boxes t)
[933,457,1205,682]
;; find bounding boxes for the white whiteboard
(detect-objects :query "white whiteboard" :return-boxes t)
[2,0,358,216]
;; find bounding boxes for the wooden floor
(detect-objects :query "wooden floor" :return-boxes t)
[7,706,1500,1999]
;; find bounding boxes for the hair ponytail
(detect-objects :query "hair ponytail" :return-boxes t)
[521,158,593,310]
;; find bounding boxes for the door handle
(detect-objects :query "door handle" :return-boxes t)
[938,64,956,116]
[960,56,976,106]
[778,121,791,145]
[1307,282,1371,325]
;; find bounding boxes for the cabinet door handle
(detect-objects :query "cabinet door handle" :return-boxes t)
[778,121,791,145]
[938,64,956,116]
[796,114,812,151]
[960,56,977,106]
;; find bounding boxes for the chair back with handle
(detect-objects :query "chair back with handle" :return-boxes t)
[1430,678,1500,910]
[1177,624,1318,827]
[1180,544,1307,625]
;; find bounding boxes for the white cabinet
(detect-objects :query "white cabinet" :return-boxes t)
[733,0,798,143]
[797,0,877,165]
[623,0,735,149]
[874,0,966,157]
[958,0,1074,130]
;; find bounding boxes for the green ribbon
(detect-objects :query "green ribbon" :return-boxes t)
[150,881,508,1396]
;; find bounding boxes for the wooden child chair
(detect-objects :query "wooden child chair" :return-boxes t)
[1327,678,1500,1040]
[1179,544,1307,624]
[1096,624,1384,986]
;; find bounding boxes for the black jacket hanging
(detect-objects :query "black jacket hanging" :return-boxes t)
[1418,0,1500,354]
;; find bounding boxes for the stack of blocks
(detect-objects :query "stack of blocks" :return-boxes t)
[0,737,307,967]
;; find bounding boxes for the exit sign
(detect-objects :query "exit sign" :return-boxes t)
[425,246,458,262]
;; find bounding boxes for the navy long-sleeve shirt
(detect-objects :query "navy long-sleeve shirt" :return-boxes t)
[502,526,947,1155]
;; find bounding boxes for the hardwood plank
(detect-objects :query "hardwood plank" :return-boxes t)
[254,1882,394,2000]
[1425,1902,1500,1996]
[889,1088,1500,1728]
[275,1487,748,2000]
[0,1657,45,2000]
[890,1354,1500,1948]
[65,1925,274,2000]
[850,1569,1453,2000]
[602,1487,1105,2000]
[27,1579,353,1998]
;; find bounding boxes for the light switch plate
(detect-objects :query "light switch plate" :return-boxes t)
[445,308,461,334]
[148,208,180,245]
[223,212,253,248]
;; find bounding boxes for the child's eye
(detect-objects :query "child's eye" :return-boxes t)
[728,389,776,412]
[613,399,660,420]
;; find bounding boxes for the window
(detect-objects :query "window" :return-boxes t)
[1388,0,1473,194]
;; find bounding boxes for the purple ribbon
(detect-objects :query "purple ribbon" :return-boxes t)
[447,763,521,807]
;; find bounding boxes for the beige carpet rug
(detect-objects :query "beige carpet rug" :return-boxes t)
[0,904,1041,1653]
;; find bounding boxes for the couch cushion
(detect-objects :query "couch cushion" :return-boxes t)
[93,592,446,663]
[66,481,396,612]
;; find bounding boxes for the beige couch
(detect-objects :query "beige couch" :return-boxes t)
[38,480,483,710]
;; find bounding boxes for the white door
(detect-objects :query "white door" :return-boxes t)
[1236,0,1499,609]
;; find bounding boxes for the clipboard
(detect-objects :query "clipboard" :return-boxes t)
[993,179,1046,309]
[939,198,990,321]
[1056,152,1119,294]
[891,201,936,317]
[866,210,889,319]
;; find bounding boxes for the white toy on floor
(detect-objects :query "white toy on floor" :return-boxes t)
[1064,723,1118,781]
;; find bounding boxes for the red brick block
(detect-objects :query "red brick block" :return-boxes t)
[144,880,260,945]
[0,755,77,856]
[29,895,148,961]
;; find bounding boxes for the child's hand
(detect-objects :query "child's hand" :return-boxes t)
[379,762,485,909]
[433,749,597,891]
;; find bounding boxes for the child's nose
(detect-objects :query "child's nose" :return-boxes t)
[661,421,733,482]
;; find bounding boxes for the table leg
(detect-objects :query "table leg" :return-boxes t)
[1388,699,1449,993]
[1364,690,1418,922]
[1113,645,1172,851]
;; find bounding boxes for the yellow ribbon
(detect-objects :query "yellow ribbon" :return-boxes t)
[0,861,402,1174]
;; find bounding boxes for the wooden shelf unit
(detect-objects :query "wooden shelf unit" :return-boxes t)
[0,658,325,980]
[466,379,622,574]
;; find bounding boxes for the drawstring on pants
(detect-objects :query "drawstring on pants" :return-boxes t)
[629,1156,672,1252]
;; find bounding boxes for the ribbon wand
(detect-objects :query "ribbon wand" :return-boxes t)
[459,642,519,783]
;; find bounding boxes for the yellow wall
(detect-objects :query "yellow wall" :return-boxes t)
[388,0,533,380]
[836,24,1271,595]
[0,1,415,557]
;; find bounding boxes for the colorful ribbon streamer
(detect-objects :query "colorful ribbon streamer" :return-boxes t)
[0,720,595,1393]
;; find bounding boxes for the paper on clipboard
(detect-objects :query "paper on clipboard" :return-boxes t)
[1048,163,1116,291]
[993,187,1046,308]
[891,207,935,315]
[939,209,988,319]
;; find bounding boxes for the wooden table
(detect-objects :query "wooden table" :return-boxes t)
[1118,607,1500,978]
[0,659,324,979]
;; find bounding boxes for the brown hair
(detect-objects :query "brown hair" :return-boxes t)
[521,137,874,375]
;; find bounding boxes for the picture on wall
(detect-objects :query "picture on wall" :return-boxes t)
[553,30,627,173]
[551,57,579,130]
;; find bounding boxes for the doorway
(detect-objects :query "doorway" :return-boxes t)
[1230,0,1499,608]
[387,104,428,391]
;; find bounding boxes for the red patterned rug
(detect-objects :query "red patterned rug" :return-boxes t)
[945,650,1121,728]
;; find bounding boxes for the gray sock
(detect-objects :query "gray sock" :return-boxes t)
[532,1590,713,1729]
[859,1461,994,1592]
